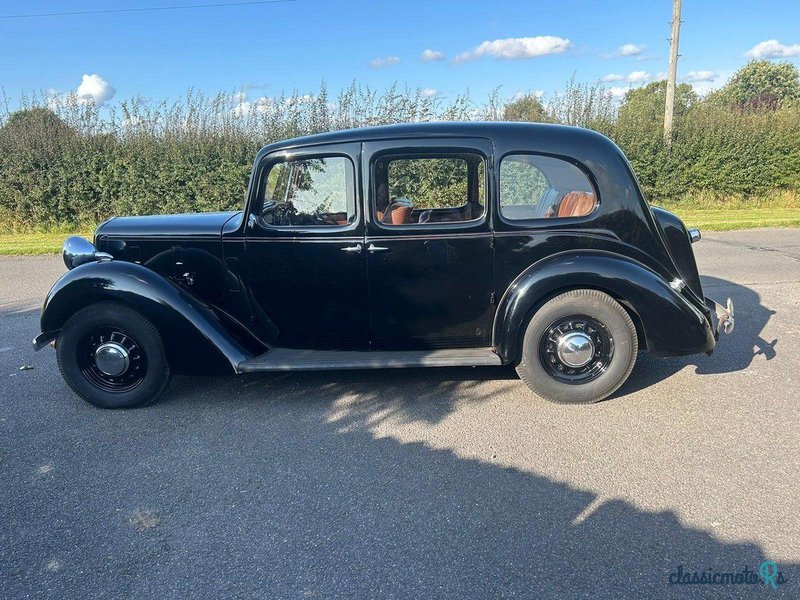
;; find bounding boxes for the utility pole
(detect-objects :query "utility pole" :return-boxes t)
[663,0,682,147]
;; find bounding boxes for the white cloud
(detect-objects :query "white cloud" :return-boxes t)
[284,93,316,106]
[681,70,718,83]
[369,56,401,68]
[454,36,571,62]
[420,49,445,62]
[601,70,654,84]
[607,86,629,99]
[231,95,273,117]
[601,72,654,101]
[75,74,116,106]
[745,39,800,59]
[618,43,644,57]
[626,70,650,83]
[420,88,439,98]
[232,93,320,116]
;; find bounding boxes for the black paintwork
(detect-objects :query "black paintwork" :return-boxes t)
[650,207,705,298]
[41,260,247,374]
[38,122,720,374]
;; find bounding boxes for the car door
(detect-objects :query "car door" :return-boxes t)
[242,142,370,350]
[363,138,496,350]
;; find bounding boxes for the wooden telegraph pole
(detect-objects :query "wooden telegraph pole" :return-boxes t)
[663,0,682,147]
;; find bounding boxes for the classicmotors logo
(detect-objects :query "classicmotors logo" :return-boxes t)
[668,561,789,589]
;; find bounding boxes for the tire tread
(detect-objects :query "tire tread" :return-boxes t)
[516,289,638,404]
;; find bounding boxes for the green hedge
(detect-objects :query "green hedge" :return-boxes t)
[1,82,799,229]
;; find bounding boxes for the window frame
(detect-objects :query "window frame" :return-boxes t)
[496,151,600,227]
[251,150,360,234]
[367,146,491,233]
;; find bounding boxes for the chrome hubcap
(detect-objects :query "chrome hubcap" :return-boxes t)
[556,331,595,368]
[539,316,614,385]
[94,342,130,377]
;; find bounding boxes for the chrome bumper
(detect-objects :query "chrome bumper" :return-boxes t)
[705,297,735,339]
[32,331,58,351]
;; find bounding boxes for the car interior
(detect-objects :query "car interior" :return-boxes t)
[499,153,597,221]
[258,151,597,228]
[373,153,485,226]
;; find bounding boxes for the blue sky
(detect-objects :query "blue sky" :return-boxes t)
[1,0,799,109]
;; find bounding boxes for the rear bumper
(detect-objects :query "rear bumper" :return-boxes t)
[32,330,59,351]
[705,296,735,340]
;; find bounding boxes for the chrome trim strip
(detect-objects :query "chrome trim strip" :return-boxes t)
[230,236,365,243]
[367,232,493,242]
[227,232,494,243]
[99,235,222,241]
[492,228,618,240]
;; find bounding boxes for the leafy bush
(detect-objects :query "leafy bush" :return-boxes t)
[1,65,799,229]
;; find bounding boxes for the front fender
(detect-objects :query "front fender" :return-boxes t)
[493,251,715,363]
[38,260,250,375]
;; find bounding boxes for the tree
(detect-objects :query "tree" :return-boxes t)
[617,81,697,129]
[713,60,800,110]
[0,106,76,157]
[503,93,549,123]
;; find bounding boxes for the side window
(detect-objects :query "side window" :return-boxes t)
[499,154,596,221]
[259,156,355,227]
[373,153,486,226]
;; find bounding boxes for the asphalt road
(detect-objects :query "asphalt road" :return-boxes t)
[1,229,799,599]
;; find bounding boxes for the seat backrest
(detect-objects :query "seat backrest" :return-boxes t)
[557,191,596,218]
[381,201,413,225]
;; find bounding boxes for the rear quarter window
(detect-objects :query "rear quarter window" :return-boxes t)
[500,154,596,221]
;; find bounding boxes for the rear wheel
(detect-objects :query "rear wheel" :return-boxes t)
[56,303,171,408]
[516,290,638,404]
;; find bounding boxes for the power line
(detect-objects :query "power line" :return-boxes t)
[0,0,295,20]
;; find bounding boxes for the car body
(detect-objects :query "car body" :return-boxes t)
[34,122,734,407]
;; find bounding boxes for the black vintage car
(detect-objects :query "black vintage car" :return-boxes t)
[35,122,734,408]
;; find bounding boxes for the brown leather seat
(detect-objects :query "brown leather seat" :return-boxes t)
[380,201,413,225]
[557,191,596,218]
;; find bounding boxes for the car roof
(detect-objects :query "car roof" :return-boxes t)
[258,121,612,155]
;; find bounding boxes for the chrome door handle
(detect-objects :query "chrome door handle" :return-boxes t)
[367,244,389,253]
[341,244,362,254]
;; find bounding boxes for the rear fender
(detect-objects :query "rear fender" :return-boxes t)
[493,251,715,363]
[39,261,250,375]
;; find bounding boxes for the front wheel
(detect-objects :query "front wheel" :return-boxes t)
[56,302,171,408]
[516,290,638,404]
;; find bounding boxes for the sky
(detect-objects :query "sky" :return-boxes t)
[1,0,799,111]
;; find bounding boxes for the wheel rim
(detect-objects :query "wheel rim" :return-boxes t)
[77,328,147,393]
[538,315,614,384]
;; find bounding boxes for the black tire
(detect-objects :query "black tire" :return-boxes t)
[516,290,638,404]
[56,302,171,408]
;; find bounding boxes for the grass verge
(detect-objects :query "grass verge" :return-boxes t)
[669,208,800,231]
[0,231,93,256]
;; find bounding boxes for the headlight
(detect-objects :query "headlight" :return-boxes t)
[62,236,112,270]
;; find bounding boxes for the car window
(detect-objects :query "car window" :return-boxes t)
[259,156,355,227]
[500,154,596,221]
[374,153,486,226]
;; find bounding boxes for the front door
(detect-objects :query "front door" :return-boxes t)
[243,142,370,350]
[363,138,496,350]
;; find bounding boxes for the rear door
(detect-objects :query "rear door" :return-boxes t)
[363,138,496,350]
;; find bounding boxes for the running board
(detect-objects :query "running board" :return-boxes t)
[237,347,502,372]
